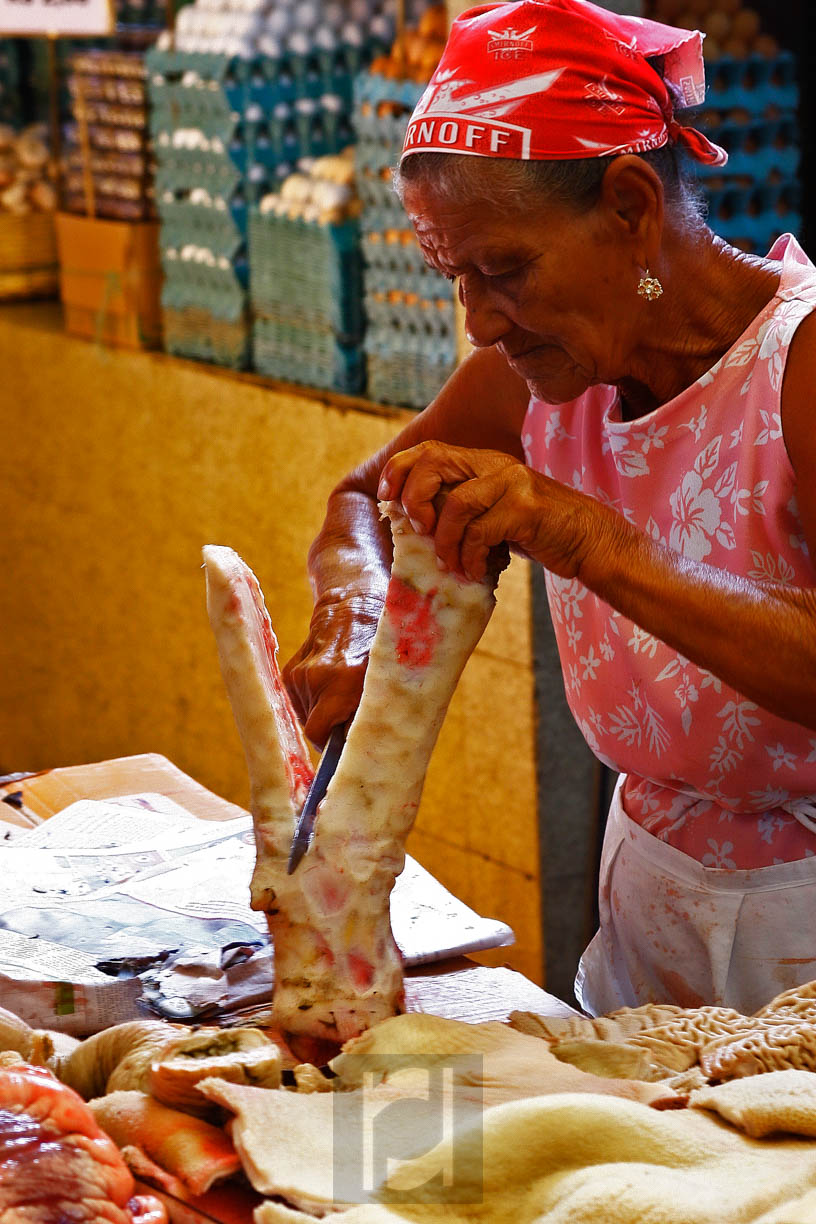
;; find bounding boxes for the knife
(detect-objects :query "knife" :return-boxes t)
[287,723,347,875]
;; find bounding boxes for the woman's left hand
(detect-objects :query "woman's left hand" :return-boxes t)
[378,440,605,583]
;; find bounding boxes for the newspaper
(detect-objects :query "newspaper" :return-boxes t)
[0,794,513,1034]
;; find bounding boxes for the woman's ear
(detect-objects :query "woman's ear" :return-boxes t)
[600,155,664,261]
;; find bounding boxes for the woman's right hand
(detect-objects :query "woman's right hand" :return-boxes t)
[283,593,385,748]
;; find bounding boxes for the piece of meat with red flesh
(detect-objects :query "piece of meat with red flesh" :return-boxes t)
[0,1062,167,1224]
[203,505,504,1048]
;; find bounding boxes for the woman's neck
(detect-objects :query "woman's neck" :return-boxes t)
[618,229,782,419]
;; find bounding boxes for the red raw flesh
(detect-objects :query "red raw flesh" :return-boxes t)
[242,574,314,805]
[385,579,441,668]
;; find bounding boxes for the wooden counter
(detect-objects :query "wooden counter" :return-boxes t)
[0,304,543,982]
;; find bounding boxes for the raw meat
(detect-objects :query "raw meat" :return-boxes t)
[203,505,504,1045]
[88,1091,242,1197]
[0,1061,167,1224]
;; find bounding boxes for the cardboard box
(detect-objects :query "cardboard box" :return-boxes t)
[0,212,59,300]
[0,752,246,824]
[55,212,161,348]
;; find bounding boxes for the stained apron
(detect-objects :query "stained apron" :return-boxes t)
[575,775,816,1017]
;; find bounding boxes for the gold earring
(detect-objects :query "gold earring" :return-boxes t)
[637,270,663,301]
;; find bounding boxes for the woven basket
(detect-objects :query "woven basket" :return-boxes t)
[0,212,58,300]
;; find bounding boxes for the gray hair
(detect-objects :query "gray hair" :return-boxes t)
[394,144,708,231]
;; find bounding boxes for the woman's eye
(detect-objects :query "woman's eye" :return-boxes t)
[485,265,524,281]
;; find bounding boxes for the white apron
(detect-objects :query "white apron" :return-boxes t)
[575,776,816,1017]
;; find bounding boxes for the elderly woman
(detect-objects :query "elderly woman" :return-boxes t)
[285,0,816,1017]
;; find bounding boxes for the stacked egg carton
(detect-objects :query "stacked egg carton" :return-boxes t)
[147,1,392,370]
[354,5,456,408]
[649,1,801,253]
[250,152,365,393]
[64,50,155,221]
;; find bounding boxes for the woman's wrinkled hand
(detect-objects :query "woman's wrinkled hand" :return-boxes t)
[378,440,601,583]
[283,594,385,748]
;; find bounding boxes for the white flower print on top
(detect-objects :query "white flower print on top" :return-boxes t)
[669,469,722,560]
[757,299,811,390]
[767,743,797,771]
[702,839,737,868]
[522,235,816,869]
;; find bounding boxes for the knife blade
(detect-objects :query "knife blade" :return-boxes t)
[287,723,347,875]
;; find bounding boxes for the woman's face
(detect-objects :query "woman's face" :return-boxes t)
[402,174,639,404]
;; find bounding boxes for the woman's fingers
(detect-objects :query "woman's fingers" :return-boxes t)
[379,442,517,535]
[433,473,508,576]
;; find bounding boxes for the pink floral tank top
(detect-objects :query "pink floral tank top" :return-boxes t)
[522,234,816,869]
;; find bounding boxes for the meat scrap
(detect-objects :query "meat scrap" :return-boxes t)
[0,1061,166,1224]
[203,505,506,1046]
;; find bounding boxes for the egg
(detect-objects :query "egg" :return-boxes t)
[702,10,730,40]
[653,0,686,19]
[323,1,345,30]
[417,5,446,40]
[754,33,779,56]
[348,0,371,22]
[287,30,311,55]
[293,1,319,31]
[369,14,393,42]
[265,8,292,38]
[314,27,338,53]
[676,13,700,33]
[732,8,761,41]
[281,172,312,203]
[342,22,366,48]
[257,33,282,57]
[721,35,748,57]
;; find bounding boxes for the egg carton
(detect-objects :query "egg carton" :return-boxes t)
[152,106,348,189]
[353,110,411,171]
[704,51,797,117]
[692,115,800,183]
[706,181,801,253]
[163,302,250,368]
[365,347,456,410]
[253,317,364,394]
[353,71,425,113]
[161,257,248,312]
[365,297,455,347]
[363,264,453,300]
[361,229,453,295]
[158,195,246,252]
[249,213,364,340]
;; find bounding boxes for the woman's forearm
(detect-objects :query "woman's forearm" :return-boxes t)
[581,506,816,730]
[306,488,392,609]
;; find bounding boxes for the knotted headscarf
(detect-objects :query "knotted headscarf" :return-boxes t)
[401,0,727,166]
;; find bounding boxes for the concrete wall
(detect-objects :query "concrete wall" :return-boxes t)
[0,303,543,982]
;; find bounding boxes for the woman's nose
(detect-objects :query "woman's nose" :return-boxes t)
[459,275,510,349]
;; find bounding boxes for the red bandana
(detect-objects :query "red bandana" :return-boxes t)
[401,0,726,166]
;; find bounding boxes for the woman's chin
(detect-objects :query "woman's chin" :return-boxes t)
[525,373,589,404]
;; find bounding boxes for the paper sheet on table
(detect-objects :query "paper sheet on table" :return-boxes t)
[0,794,514,1031]
[112,835,515,964]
